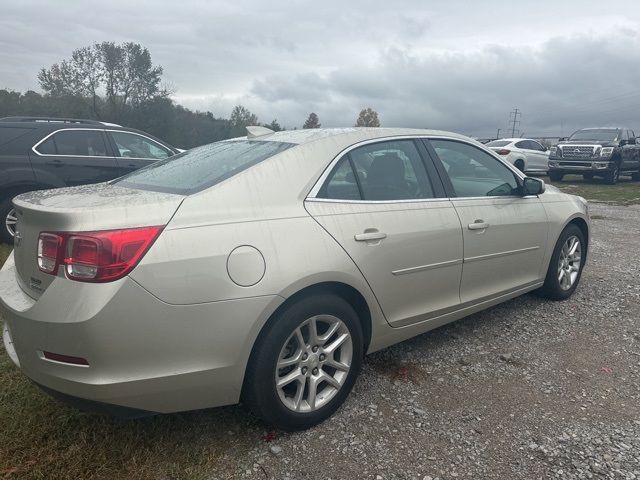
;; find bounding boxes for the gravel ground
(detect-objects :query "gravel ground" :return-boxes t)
[212,202,640,480]
[3,202,639,480]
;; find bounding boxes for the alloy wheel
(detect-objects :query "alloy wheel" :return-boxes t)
[5,208,17,238]
[558,235,582,290]
[275,315,353,412]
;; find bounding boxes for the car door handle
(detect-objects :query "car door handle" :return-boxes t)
[468,221,490,230]
[45,159,64,167]
[354,230,387,242]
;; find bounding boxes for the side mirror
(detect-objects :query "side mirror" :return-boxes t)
[523,177,545,196]
[628,137,636,145]
[558,137,567,142]
[620,139,628,147]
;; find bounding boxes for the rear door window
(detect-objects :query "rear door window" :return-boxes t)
[318,140,435,201]
[35,130,109,157]
[115,139,295,194]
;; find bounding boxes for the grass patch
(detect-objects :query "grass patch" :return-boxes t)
[0,244,10,268]
[0,350,266,479]
[545,175,640,205]
[0,241,266,479]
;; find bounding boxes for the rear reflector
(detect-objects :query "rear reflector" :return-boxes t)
[43,351,89,366]
[37,226,163,282]
[37,233,62,273]
[496,149,511,155]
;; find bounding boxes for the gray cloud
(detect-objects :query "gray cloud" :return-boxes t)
[1,0,640,136]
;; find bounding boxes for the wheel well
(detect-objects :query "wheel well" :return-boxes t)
[568,217,589,255]
[260,282,372,353]
[514,158,525,168]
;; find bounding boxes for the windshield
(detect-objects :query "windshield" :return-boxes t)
[486,140,511,147]
[569,129,619,142]
[115,139,295,195]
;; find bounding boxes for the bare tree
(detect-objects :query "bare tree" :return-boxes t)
[38,42,166,121]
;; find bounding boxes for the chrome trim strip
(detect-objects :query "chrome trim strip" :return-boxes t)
[391,280,544,328]
[464,245,540,264]
[31,128,172,160]
[392,258,463,276]
[305,197,451,205]
[306,134,527,201]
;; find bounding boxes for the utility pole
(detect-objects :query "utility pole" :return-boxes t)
[509,108,521,137]
[496,128,501,140]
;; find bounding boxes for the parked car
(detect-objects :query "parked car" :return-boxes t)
[0,116,180,243]
[0,127,589,430]
[486,138,550,173]
[548,127,640,184]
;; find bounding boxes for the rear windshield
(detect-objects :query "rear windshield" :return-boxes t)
[0,126,32,146]
[486,140,511,147]
[569,129,620,142]
[115,139,295,194]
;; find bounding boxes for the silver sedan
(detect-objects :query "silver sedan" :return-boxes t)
[0,127,589,430]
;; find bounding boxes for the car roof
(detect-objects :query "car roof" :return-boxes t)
[0,117,177,150]
[243,127,473,146]
[494,138,537,142]
[576,127,625,130]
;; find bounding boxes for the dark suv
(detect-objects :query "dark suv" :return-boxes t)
[548,127,640,184]
[0,117,180,243]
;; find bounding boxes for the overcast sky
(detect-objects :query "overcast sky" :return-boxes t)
[2,0,640,137]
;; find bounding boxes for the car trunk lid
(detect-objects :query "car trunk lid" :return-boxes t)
[12,183,184,299]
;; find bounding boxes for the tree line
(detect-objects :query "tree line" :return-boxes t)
[0,42,381,149]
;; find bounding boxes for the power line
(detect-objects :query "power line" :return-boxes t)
[509,108,521,137]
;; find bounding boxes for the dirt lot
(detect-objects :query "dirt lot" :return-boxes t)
[1,182,639,479]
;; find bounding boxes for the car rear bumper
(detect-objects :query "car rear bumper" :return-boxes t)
[0,252,283,414]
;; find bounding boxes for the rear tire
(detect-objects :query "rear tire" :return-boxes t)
[0,197,16,245]
[537,224,586,300]
[243,293,363,431]
[549,171,563,182]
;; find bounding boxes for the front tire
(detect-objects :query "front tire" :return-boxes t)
[583,173,594,181]
[537,224,586,300]
[549,171,563,182]
[604,162,620,185]
[243,293,363,431]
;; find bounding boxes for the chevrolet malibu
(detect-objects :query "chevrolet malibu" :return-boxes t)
[0,127,589,430]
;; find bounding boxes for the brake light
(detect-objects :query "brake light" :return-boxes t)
[496,149,511,155]
[37,226,163,282]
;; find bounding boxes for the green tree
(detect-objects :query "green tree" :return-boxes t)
[265,119,282,131]
[229,105,259,136]
[38,42,166,121]
[355,108,381,127]
[303,112,320,129]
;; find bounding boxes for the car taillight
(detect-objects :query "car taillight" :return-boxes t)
[37,233,63,273]
[496,149,511,155]
[37,226,163,282]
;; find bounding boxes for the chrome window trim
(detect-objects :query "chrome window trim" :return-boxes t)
[31,128,111,158]
[306,134,528,203]
[31,128,172,160]
[305,197,451,205]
